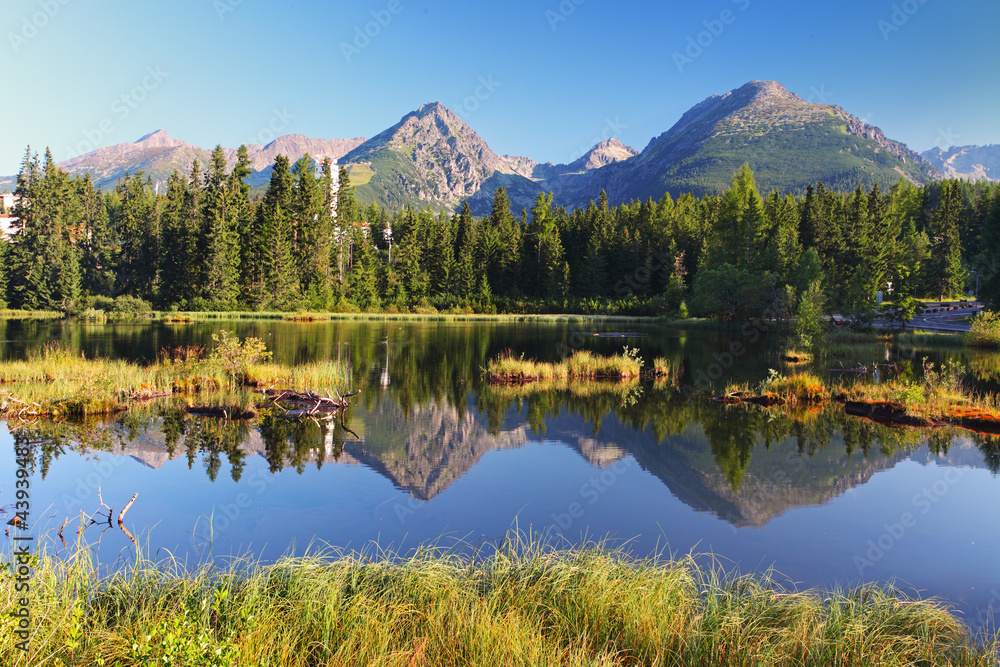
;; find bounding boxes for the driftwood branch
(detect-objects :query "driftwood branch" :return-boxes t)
[261,388,359,419]
[118,493,137,529]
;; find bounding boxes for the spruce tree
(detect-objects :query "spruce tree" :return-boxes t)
[349,227,381,310]
[291,155,330,307]
[334,166,358,297]
[486,187,521,296]
[160,170,191,305]
[259,155,297,309]
[928,181,966,299]
[453,201,478,296]
[110,172,159,299]
[9,148,83,310]
[79,174,117,298]
[202,146,242,308]
[391,208,427,305]
[427,212,456,296]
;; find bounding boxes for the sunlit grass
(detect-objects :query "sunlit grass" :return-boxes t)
[144,311,658,324]
[0,340,349,420]
[0,309,62,319]
[762,371,828,405]
[485,349,643,383]
[781,348,814,365]
[652,356,676,378]
[2,536,996,667]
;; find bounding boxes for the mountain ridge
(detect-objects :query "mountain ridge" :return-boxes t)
[576,80,939,206]
[4,130,368,193]
[921,144,1000,181]
[3,80,951,209]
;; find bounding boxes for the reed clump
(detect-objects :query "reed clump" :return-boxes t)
[760,371,829,405]
[652,356,674,377]
[2,538,996,667]
[284,312,329,322]
[486,347,643,384]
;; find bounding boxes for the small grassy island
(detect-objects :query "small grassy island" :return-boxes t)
[485,348,644,384]
[718,363,1000,435]
[2,539,997,666]
[0,332,350,421]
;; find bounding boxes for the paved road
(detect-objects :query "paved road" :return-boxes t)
[909,302,983,333]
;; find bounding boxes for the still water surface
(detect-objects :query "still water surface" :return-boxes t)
[1,318,999,630]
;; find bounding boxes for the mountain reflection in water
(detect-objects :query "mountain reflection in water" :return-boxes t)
[11,384,998,529]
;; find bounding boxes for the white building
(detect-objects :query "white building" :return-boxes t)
[0,193,18,239]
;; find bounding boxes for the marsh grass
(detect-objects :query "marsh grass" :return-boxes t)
[244,360,352,392]
[2,536,996,667]
[723,371,828,406]
[486,348,643,383]
[283,312,329,322]
[760,371,828,405]
[837,359,976,420]
[0,339,349,420]
[720,360,1000,430]
[0,309,62,319]
[652,356,676,378]
[141,311,659,324]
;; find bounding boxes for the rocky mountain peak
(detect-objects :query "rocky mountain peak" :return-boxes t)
[412,101,452,118]
[728,80,801,106]
[567,138,639,173]
[342,101,518,209]
[134,129,181,149]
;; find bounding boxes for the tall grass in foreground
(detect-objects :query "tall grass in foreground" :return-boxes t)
[1,538,996,667]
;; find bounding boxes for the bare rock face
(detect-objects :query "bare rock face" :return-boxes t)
[51,130,367,192]
[922,145,1000,181]
[134,129,185,149]
[224,135,367,173]
[342,102,533,208]
[58,129,211,191]
[564,139,639,173]
[830,107,929,169]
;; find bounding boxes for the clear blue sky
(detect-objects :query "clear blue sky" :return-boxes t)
[3,0,998,172]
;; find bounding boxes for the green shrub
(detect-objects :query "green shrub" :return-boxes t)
[111,295,152,316]
[210,330,272,386]
[967,310,1000,348]
[88,295,115,311]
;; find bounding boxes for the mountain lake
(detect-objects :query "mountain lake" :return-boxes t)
[1,317,999,634]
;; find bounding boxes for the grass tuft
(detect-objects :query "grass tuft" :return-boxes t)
[485,348,643,384]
